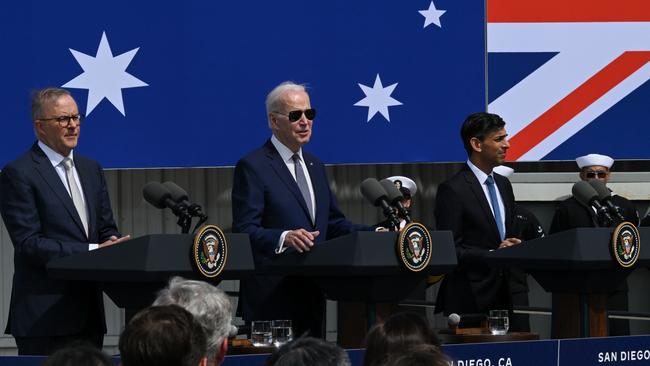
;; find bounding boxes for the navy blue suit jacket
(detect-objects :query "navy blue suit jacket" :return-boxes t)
[232,139,368,323]
[0,143,119,337]
[434,164,515,315]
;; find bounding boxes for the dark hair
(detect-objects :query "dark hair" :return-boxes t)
[266,336,351,366]
[119,305,207,366]
[43,342,113,366]
[363,312,440,366]
[379,344,450,366]
[460,112,506,156]
[31,88,72,121]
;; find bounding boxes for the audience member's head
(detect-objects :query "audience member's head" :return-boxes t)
[153,276,233,365]
[379,344,450,366]
[266,336,351,366]
[119,305,207,366]
[363,312,440,366]
[43,342,113,366]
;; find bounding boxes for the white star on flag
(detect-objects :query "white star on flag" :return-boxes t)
[354,74,403,122]
[63,32,148,116]
[419,1,446,28]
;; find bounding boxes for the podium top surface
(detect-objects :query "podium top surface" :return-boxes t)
[47,233,254,282]
[259,230,457,276]
[486,227,650,270]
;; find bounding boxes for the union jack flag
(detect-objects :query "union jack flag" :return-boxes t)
[487,0,650,161]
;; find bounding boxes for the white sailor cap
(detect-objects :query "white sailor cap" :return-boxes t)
[386,176,417,196]
[492,165,514,178]
[576,154,614,169]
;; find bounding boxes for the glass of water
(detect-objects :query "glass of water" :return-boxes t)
[271,319,293,347]
[488,310,509,335]
[251,320,272,347]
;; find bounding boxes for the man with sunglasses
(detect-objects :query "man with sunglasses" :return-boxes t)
[0,88,129,354]
[549,153,638,335]
[232,81,370,337]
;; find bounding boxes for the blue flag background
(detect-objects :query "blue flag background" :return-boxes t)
[0,0,485,168]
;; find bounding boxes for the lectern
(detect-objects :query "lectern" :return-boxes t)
[258,231,457,347]
[47,233,254,311]
[486,227,649,338]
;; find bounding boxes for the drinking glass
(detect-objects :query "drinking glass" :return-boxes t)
[251,320,272,346]
[272,319,293,347]
[488,310,509,335]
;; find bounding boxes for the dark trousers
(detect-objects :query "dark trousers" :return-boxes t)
[15,333,103,356]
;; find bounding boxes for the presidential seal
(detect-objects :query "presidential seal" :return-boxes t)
[611,221,640,268]
[397,222,432,272]
[192,224,228,278]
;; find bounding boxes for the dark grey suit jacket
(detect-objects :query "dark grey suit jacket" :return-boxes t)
[0,142,119,337]
[434,164,515,315]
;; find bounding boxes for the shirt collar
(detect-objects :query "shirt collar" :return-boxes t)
[271,135,303,164]
[467,159,491,185]
[38,140,74,168]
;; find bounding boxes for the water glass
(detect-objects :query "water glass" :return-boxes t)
[488,310,509,335]
[272,319,293,347]
[251,320,272,346]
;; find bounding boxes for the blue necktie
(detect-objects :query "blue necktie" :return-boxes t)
[486,175,505,241]
[292,154,314,222]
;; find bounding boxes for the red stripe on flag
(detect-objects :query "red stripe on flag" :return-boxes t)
[506,51,650,161]
[488,0,650,23]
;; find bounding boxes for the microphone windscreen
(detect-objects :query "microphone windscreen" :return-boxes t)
[360,178,387,207]
[379,178,403,204]
[588,180,611,201]
[448,313,461,326]
[163,181,189,202]
[572,181,598,207]
[143,182,171,209]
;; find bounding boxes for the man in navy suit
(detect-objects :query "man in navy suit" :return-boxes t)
[434,112,522,316]
[232,81,370,337]
[0,88,130,355]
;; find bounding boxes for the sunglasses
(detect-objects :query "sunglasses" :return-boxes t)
[275,109,316,122]
[585,171,608,179]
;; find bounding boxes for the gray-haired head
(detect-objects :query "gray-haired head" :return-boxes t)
[31,88,72,121]
[153,277,233,365]
[265,81,308,128]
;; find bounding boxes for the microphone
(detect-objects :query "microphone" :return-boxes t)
[572,181,612,226]
[588,180,625,223]
[162,181,207,219]
[143,182,190,219]
[379,178,412,224]
[360,178,400,230]
[447,313,488,330]
[448,313,461,328]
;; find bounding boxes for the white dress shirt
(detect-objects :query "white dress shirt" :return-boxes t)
[271,136,316,253]
[38,141,98,250]
[467,160,506,238]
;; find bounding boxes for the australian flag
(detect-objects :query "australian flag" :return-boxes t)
[0,0,484,168]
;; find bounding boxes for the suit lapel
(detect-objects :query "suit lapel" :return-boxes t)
[74,157,95,238]
[263,141,313,224]
[462,166,501,241]
[495,174,513,236]
[303,154,323,226]
[31,144,88,239]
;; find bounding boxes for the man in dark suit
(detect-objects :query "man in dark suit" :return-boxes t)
[0,88,129,355]
[232,81,370,337]
[434,112,522,316]
[549,153,638,335]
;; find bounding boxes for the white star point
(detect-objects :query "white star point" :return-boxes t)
[354,74,403,122]
[419,1,446,28]
[63,32,148,116]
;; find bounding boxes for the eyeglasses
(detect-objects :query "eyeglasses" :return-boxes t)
[38,114,84,128]
[274,109,316,122]
[585,170,608,179]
